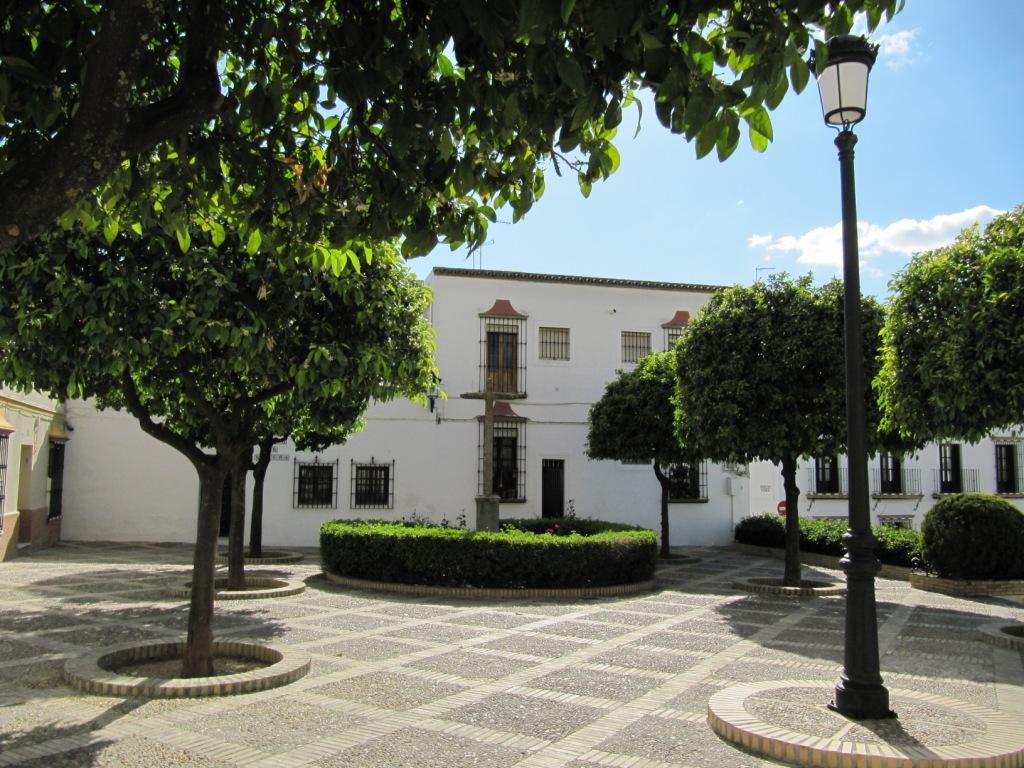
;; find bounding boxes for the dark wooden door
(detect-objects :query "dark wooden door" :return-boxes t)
[542,459,564,518]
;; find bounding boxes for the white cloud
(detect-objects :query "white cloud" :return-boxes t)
[748,205,1003,269]
[877,29,919,70]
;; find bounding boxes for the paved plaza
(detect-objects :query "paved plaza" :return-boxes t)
[1,542,1023,767]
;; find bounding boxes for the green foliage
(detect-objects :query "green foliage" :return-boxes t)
[1,1,903,253]
[877,206,1024,443]
[675,274,889,465]
[587,352,689,465]
[920,493,1024,580]
[319,519,657,589]
[502,517,648,535]
[734,514,923,568]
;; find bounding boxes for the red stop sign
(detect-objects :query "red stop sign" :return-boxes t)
[777,501,787,516]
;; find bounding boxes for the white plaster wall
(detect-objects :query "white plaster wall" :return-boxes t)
[61,400,200,543]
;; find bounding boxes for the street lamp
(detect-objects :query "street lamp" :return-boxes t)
[813,34,894,721]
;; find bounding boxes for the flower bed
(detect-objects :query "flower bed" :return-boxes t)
[320,518,657,589]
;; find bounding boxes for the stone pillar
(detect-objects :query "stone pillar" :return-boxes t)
[475,495,500,532]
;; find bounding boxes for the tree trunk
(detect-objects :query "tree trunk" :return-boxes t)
[183,463,227,677]
[652,462,671,559]
[226,451,248,590]
[249,438,275,559]
[781,454,802,587]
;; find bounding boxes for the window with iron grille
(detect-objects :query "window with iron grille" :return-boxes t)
[0,434,8,527]
[878,452,903,495]
[479,420,526,501]
[47,441,65,520]
[538,326,570,361]
[621,331,651,363]
[293,458,338,509]
[352,460,394,509]
[995,443,1022,494]
[814,455,841,495]
[666,459,708,501]
[664,326,684,351]
[480,314,526,394]
[939,443,962,494]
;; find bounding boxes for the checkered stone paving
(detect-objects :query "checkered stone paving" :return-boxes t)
[1,542,1023,768]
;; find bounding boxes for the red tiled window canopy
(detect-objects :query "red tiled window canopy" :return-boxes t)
[480,299,527,318]
[662,310,690,328]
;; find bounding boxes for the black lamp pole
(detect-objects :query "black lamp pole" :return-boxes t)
[832,127,893,720]
[814,34,895,721]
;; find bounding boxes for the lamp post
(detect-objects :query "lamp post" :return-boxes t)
[814,35,894,721]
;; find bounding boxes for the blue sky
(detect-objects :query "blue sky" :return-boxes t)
[411,0,1024,298]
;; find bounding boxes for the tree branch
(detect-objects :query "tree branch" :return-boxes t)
[120,371,211,468]
[0,0,223,253]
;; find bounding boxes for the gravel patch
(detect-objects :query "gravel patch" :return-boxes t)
[0,637,50,661]
[408,650,536,680]
[531,667,662,701]
[597,714,779,767]
[179,698,366,752]
[666,682,726,713]
[535,620,632,641]
[715,659,838,683]
[383,622,488,643]
[885,674,999,707]
[298,612,396,631]
[882,651,995,681]
[12,736,234,767]
[44,624,167,648]
[316,727,532,768]
[310,670,466,709]
[640,630,736,653]
[476,633,589,658]
[0,611,89,632]
[584,610,672,626]
[443,611,545,629]
[593,647,702,674]
[110,654,267,678]
[447,692,604,741]
[321,637,431,661]
[0,659,67,689]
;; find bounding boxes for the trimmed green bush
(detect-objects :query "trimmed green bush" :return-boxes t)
[320,519,658,589]
[921,493,1024,580]
[734,514,923,568]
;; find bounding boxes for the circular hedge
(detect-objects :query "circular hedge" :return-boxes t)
[320,517,657,589]
[921,493,1024,580]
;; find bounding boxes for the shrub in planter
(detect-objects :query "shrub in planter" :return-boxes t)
[921,493,1024,580]
[734,514,922,568]
[320,519,657,589]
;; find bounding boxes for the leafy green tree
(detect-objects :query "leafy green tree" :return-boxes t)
[1,1,900,253]
[877,205,1024,443]
[674,275,886,585]
[587,352,694,558]
[0,227,435,676]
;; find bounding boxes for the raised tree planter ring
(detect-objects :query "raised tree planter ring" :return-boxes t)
[168,576,305,600]
[732,576,845,597]
[909,571,1024,597]
[64,640,310,698]
[323,571,656,600]
[978,620,1024,652]
[215,549,304,565]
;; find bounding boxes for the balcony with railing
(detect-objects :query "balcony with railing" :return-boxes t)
[806,465,848,497]
[931,467,980,496]
[870,467,922,497]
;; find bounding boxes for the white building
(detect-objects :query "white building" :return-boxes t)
[4,268,1022,559]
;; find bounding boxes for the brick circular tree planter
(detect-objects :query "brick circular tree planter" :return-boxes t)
[909,571,1024,597]
[216,549,304,565]
[64,640,310,698]
[978,620,1024,652]
[168,576,305,600]
[708,679,1024,768]
[732,576,845,597]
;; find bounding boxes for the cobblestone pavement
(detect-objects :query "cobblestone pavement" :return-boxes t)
[1,542,1022,767]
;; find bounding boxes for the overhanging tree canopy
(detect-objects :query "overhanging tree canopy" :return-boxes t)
[587,351,693,557]
[877,205,1024,443]
[674,275,887,585]
[1,0,902,254]
[0,223,435,675]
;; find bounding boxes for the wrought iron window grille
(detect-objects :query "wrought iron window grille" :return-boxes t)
[478,419,526,501]
[351,458,394,509]
[538,326,570,361]
[621,331,651,364]
[666,459,708,502]
[0,434,8,530]
[479,314,527,394]
[47,441,65,520]
[293,457,338,509]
